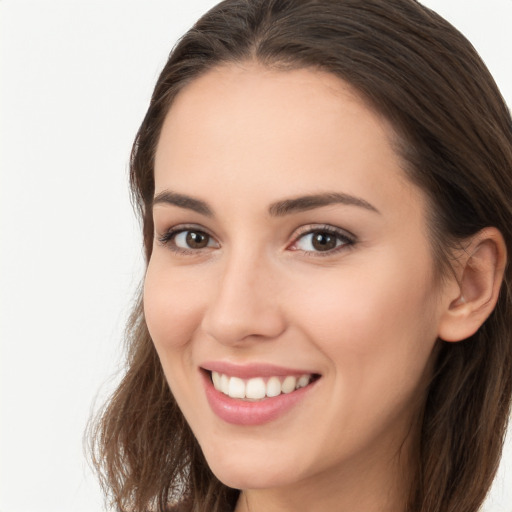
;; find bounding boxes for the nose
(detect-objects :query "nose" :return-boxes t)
[201,251,287,346]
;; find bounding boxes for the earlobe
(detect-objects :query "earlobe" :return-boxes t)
[438,228,507,343]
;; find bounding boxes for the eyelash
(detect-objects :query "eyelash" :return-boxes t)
[157,224,217,256]
[156,224,356,257]
[289,225,356,257]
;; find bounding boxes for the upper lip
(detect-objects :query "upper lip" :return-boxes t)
[200,361,320,379]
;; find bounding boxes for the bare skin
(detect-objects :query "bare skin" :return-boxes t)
[144,64,506,512]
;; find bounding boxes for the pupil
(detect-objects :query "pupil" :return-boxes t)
[312,232,336,251]
[186,231,208,248]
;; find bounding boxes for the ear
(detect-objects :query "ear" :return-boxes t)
[438,227,507,342]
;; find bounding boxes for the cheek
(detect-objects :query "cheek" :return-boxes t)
[143,259,207,352]
[285,260,439,453]
[143,260,209,419]
[288,251,439,384]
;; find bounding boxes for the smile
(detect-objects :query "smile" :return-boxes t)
[201,364,321,425]
[211,372,314,400]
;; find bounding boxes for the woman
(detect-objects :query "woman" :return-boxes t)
[89,1,512,511]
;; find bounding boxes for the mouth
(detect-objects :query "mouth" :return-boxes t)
[208,370,321,401]
[200,362,322,425]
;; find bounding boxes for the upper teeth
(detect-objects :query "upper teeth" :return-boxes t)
[211,372,312,400]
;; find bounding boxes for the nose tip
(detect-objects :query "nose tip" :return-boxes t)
[201,260,286,346]
[203,302,286,346]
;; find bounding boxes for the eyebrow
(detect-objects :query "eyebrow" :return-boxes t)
[268,192,380,216]
[152,190,380,217]
[153,190,213,216]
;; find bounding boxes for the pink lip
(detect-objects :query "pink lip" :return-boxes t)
[200,365,320,426]
[201,361,317,379]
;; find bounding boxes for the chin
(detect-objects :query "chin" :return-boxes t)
[209,461,296,490]
[200,441,306,490]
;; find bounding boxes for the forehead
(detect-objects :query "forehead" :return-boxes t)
[154,64,423,222]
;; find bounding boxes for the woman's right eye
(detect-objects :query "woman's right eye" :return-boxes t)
[158,228,219,253]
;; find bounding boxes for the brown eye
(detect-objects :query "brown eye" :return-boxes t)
[184,231,210,249]
[291,227,354,254]
[311,232,337,251]
[161,229,218,251]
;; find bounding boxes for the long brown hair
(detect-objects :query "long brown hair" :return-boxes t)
[88,1,512,511]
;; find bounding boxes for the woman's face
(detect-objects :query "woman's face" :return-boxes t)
[144,65,451,497]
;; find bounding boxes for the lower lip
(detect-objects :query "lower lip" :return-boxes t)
[202,371,318,426]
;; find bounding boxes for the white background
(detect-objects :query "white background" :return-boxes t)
[1,1,511,511]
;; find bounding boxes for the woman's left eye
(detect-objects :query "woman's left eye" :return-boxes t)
[289,228,355,254]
